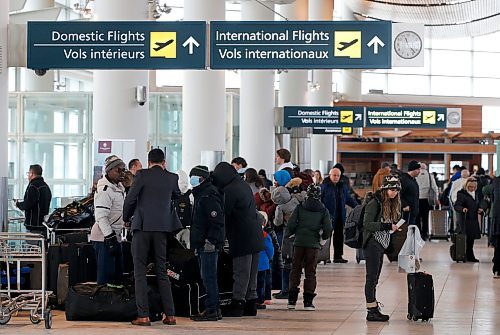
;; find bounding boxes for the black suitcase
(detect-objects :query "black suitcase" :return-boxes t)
[407,272,434,322]
[68,243,97,286]
[171,282,204,317]
[47,244,72,294]
[450,234,467,263]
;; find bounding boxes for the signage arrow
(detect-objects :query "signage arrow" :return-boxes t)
[182,36,200,55]
[355,114,362,121]
[437,114,445,122]
[367,36,385,54]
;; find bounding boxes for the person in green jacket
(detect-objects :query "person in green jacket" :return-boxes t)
[362,175,401,322]
[286,184,332,311]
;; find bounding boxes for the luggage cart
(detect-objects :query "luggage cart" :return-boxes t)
[0,232,52,329]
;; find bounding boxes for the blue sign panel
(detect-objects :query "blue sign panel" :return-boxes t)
[284,106,364,128]
[27,21,206,69]
[210,21,391,69]
[365,107,447,128]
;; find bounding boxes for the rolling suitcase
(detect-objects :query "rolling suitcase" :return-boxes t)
[407,272,434,322]
[68,243,97,286]
[428,207,449,240]
[450,233,467,263]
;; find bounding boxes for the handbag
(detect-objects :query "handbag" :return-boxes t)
[168,200,184,233]
[427,173,437,207]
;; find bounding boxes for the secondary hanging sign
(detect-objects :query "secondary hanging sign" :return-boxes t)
[210,21,392,69]
[365,107,447,128]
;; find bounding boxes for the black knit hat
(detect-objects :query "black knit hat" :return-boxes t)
[306,184,321,200]
[380,175,401,191]
[189,165,210,179]
[333,163,345,174]
[407,160,421,172]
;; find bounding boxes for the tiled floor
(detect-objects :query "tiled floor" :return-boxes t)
[2,237,499,335]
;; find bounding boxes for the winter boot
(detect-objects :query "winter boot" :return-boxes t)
[243,299,258,316]
[287,289,299,310]
[221,299,244,317]
[366,303,389,322]
[303,292,317,311]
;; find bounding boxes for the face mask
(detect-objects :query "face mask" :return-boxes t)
[237,168,246,174]
[190,176,201,188]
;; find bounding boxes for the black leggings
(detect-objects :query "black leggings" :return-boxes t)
[364,238,385,304]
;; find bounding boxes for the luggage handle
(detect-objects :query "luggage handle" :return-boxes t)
[90,285,132,301]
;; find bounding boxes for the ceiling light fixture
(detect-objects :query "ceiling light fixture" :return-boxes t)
[149,0,172,20]
[73,0,94,19]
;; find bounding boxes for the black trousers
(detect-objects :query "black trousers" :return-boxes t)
[132,231,175,317]
[493,237,500,273]
[466,236,476,261]
[333,219,344,259]
[417,199,431,238]
[364,238,385,304]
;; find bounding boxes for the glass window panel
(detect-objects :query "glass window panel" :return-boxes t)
[7,140,17,179]
[430,36,472,51]
[23,94,88,134]
[473,78,500,98]
[158,94,182,135]
[388,74,430,95]
[430,50,472,76]
[53,144,64,179]
[54,112,64,133]
[362,72,386,94]
[473,52,500,78]
[483,106,500,133]
[69,112,79,133]
[8,95,17,133]
[474,31,500,52]
[68,145,79,179]
[431,76,471,97]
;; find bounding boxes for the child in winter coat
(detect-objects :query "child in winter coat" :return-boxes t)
[286,184,332,311]
[256,212,274,309]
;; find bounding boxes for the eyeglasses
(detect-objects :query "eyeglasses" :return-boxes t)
[25,171,31,176]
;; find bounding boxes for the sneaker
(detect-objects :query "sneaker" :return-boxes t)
[263,300,273,305]
[333,258,348,263]
[494,272,500,279]
[287,302,296,310]
[190,310,218,322]
[304,302,315,311]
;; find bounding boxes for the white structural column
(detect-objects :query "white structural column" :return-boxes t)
[341,3,362,102]
[309,0,335,172]
[0,1,8,230]
[24,0,55,91]
[182,0,226,171]
[278,0,309,167]
[93,0,149,164]
[239,1,275,173]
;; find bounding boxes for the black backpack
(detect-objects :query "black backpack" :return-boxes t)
[344,192,376,249]
[439,182,452,207]
[175,190,192,228]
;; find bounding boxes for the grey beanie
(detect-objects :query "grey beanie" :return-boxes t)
[105,155,125,173]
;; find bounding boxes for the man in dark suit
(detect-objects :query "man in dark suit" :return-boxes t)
[123,149,182,327]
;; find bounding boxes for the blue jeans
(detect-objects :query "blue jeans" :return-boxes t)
[92,241,123,285]
[198,249,219,312]
[257,270,272,303]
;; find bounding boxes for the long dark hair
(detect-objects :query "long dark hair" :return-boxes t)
[380,190,401,223]
[245,168,264,188]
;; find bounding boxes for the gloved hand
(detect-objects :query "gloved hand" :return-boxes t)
[104,233,120,256]
[203,239,216,253]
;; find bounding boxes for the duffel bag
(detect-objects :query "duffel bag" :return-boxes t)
[65,283,137,321]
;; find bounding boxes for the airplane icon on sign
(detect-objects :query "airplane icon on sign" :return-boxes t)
[153,39,174,52]
[337,39,358,51]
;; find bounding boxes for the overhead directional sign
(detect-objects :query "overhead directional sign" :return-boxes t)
[365,107,447,128]
[27,21,206,69]
[210,21,391,69]
[284,106,364,128]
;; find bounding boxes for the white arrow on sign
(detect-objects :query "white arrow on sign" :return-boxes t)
[437,114,445,122]
[367,36,385,54]
[355,114,362,121]
[182,36,200,55]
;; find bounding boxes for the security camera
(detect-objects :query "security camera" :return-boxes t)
[135,86,147,106]
[34,69,48,76]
